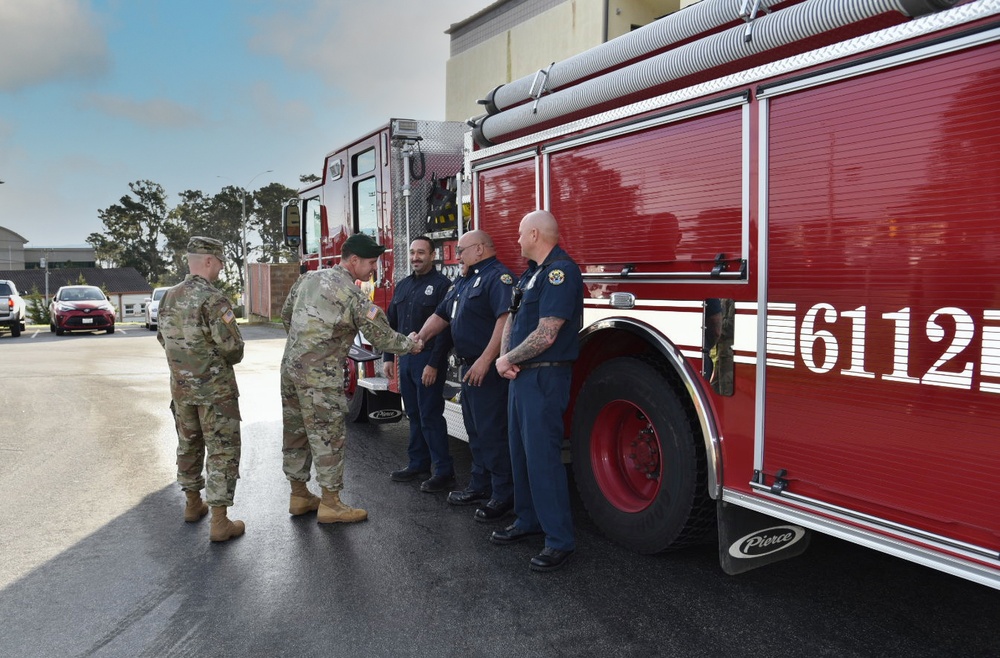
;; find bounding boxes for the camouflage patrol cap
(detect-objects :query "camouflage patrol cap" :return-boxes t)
[343,233,386,259]
[187,236,225,261]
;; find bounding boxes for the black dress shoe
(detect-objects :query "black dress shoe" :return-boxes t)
[490,523,543,545]
[390,466,430,482]
[474,499,513,523]
[529,546,574,572]
[420,473,456,493]
[446,489,490,506]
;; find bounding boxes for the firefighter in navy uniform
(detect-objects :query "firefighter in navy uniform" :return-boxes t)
[384,236,456,493]
[494,210,583,572]
[414,230,516,522]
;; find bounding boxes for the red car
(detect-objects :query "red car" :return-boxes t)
[49,285,116,335]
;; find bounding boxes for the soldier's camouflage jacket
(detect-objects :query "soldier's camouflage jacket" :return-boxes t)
[157,274,244,405]
[281,265,413,388]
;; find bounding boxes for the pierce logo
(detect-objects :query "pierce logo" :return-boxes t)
[728,525,806,559]
[368,409,403,421]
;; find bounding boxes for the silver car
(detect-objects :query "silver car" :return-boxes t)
[144,287,171,331]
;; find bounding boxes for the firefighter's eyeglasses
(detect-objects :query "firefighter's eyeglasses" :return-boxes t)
[508,285,523,314]
[456,242,482,256]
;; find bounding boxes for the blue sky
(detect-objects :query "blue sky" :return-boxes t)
[0,0,493,248]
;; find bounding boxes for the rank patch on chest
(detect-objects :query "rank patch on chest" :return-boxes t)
[500,273,513,285]
[548,269,566,285]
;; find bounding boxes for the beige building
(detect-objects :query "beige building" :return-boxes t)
[446,0,699,122]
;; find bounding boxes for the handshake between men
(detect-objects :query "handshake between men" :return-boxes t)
[407,332,425,354]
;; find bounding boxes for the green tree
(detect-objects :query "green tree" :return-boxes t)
[89,180,170,281]
[24,286,50,325]
[211,185,249,291]
[251,181,298,263]
[164,189,215,285]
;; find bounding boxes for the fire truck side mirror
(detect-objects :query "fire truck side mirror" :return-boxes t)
[282,201,301,248]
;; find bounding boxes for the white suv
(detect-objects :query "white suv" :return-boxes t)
[144,287,171,331]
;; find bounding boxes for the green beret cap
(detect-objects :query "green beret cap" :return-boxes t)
[187,236,225,261]
[343,233,387,259]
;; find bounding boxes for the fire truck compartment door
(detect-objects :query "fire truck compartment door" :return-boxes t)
[759,41,1000,554]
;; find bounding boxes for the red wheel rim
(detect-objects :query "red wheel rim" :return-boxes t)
[590,399,662,513]
[343,358,358,398]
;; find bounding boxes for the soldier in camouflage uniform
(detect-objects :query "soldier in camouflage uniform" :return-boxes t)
[281,233,422,524]
[158,236,246,542]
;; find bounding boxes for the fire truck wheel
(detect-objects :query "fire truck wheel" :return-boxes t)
[571,356,714,554]
[344,358,368,424]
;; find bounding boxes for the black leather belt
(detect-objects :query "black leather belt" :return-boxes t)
[518,361,573,369]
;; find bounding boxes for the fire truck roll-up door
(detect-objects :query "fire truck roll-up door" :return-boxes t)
[753,33,1000,584]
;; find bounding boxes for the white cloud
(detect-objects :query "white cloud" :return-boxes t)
[80,93,205,129]
[250,0,489,121]
[0,0,110,91]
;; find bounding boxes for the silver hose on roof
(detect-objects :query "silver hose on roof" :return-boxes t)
[483,0,793,115]
[473,0,959,146]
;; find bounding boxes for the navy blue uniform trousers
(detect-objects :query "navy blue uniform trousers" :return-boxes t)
[508,366,575,551]
[399,350,453,477]
[460,365,513,503]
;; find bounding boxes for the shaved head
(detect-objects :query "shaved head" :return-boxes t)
[518,210,561,262]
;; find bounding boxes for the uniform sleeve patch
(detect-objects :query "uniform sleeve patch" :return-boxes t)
[366,304,380,320]
[222,309,236,324]
[548,269,565,286]
[500,273,513,285]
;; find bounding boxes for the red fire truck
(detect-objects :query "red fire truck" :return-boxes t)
[282,119,469,423]
[286,0,1000,588]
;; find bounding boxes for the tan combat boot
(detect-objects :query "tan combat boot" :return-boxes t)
[209,506,246,542]
[289,480,321,516]
[317,488,368,524]
[184,490,209,522]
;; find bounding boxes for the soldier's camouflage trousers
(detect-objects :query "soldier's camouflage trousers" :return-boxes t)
[172,399,241,507]
[280,373,348,491]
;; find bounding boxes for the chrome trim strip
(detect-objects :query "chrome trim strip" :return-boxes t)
[579,317,723,498]
[724,489,1000,590]
[539,96,747,154]
[746,482,998,560]
[473,149,537,171]
[758,24,1000,99]
[754,97,770,472]
[469,0,1000,162]
[581,271,746,281]
[741,102,751,268]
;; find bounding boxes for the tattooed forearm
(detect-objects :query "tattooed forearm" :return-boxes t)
[500,314,512,355]
[504,316,565,364]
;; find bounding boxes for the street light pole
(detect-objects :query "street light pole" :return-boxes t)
[218,169,272,319]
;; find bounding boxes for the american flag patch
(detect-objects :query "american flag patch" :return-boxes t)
[222,309,235,323]
[366,304,379,321]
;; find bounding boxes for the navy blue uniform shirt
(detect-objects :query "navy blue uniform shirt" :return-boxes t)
[436,256,514,360]
[385,268,452,370]
[510,245,583,363]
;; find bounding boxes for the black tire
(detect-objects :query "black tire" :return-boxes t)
[148,323,156,332]
[571,356,715,554]
[344,358,368,423]
[49,323,55,333]
[55,327,64,336]
[107,325,115,334]
[11,322,20,337]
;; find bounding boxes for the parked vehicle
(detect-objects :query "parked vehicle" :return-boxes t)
[0,280,26,338]
[49,285,116,335]
[144,287,170,331]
